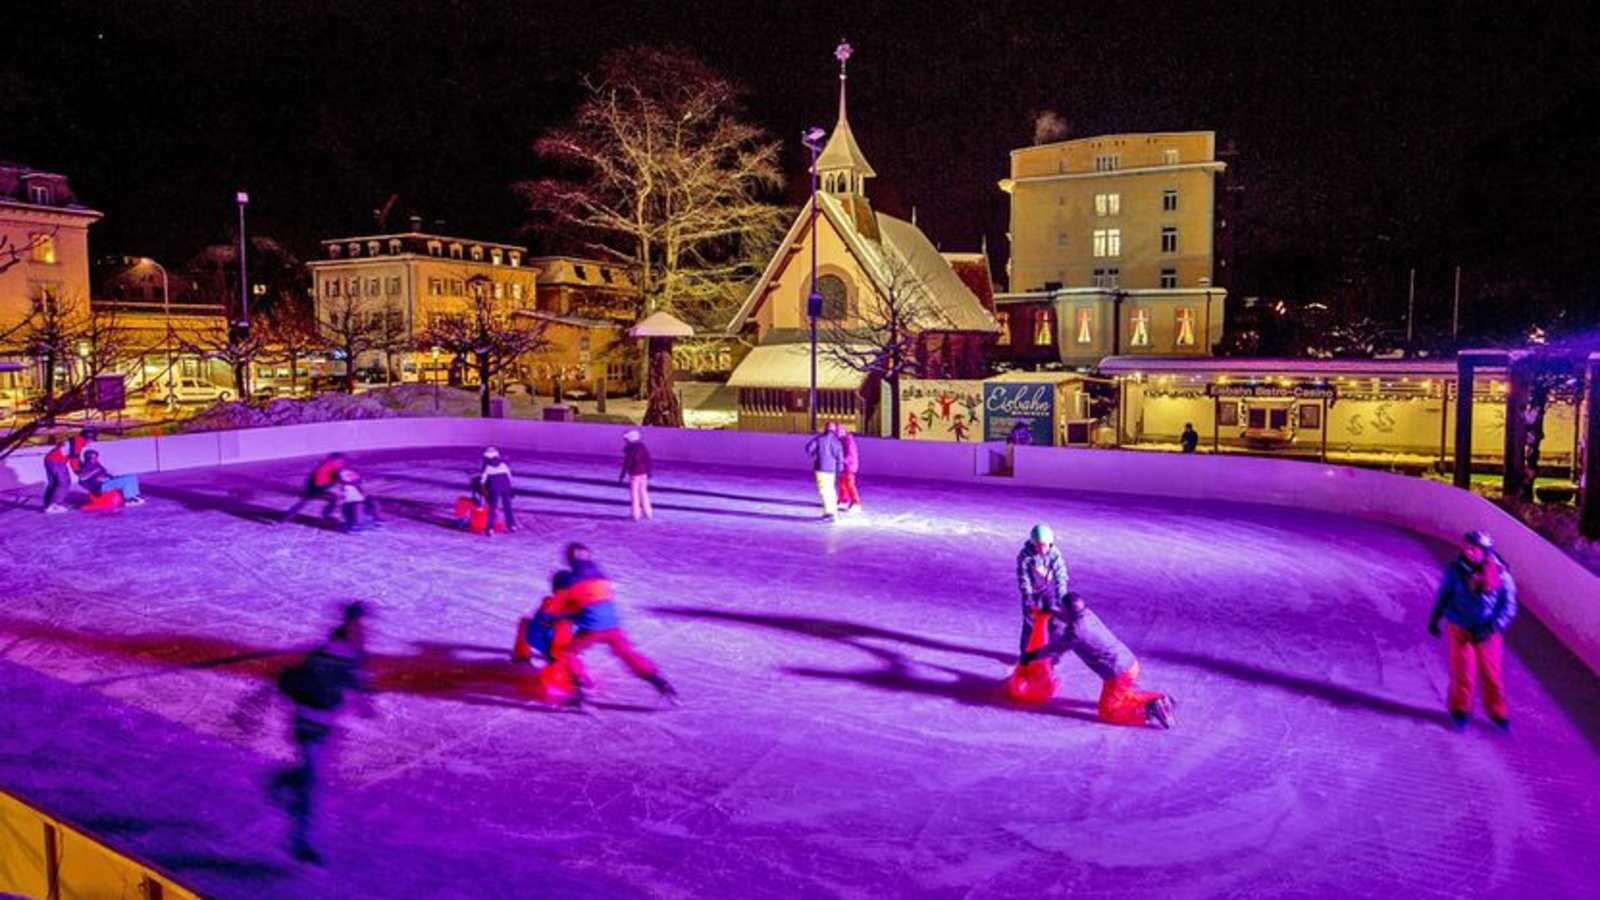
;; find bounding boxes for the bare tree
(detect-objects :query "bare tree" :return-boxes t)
[259,297,325,395]
[821,253,956,439]
[0,293,130,458]
[0,230,54,277]
[520,45,787,407]
[374,304,408,385]
[318,291,379,393]
[175,322,261,401]
[417,276,552,417]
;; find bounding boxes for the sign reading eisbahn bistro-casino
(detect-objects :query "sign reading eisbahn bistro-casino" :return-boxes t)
[1204,383,1338,402]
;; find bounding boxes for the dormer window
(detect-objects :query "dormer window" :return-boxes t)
[471,245,484,261]
[368,241,380,256]
[428,240,442,257]
[349,243,361,257]
[329,245,343,258]
[389,239,402,255]
[508,251,521,267]
[491,248,503,265]
[449,243,463,259]
[28,184,52,205]
[574,265,589,281]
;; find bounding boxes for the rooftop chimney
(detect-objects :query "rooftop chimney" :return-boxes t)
[409,214,423,232]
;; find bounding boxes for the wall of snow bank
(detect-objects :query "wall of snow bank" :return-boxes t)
[3,419,1595,674]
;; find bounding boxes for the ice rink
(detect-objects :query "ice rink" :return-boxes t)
[1,447,1596,899]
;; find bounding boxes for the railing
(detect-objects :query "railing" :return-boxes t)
[0,787,201,899]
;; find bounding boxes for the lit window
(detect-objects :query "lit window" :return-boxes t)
[1162,189,1178,212]
[428,241,442,257]
[511,283,524,300]
[509,251,521,267]
[493,282,504,299]
[1160,226,1178,254]
[429,277,442,295]
[471,245,484,261]
[1034,309,1054,346]
[491,248,503,265]
[1094,154,1119,172]
[1075,308,1094,344]
[1176,308,1197,346]
[450,243,463,260]
[30,235,55,264]
[1092,267,1120,288]
[28,184,52,205]
[348,277,361,296]
[1160,268,1178,289]
[329,245,342,258]
[368,278,381,296]
[368,241,380,256]
[326,279,340,297]
[387,277,401,294]
[996,311,1011,346]
[1094,193,1120,216]
[389,239,402,255]
[1164,148,1180,165]
[1092,228,1121,258]
[349,243,361,257]
[1130,308,1151,347]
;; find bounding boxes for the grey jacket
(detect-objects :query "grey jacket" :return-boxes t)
[805,432,845,474]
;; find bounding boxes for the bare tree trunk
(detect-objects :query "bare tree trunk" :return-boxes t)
[643,337,682,427]
[478,350,491,418]
[889,371,902,439]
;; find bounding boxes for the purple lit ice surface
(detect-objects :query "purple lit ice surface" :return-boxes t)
[1,448,1595,898]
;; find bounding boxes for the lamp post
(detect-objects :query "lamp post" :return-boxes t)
[127,257,173,406]
[430,346,441,412]
[802,126,826,432]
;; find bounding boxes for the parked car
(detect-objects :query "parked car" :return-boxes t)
[165,377,232,406]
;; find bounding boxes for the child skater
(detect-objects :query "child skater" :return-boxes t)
[546,543,677,706]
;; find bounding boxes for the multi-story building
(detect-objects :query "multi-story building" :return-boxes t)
[527,256,637,323]
[307,222,539,381]
[0,163,103,411]
[996,132,1228,366]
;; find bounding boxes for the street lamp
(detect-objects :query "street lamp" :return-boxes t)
[430,346,442,412]
[802,125,826,432]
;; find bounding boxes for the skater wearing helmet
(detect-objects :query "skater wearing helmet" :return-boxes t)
[479,447,517,537]
[619,430,653,521]
[547,543,677,706]
[1429,530,1517,732]
[1016,524,1070,659]
[1020,592,1177,729]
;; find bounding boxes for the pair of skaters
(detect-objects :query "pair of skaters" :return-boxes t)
[514,542,677,707]
[458,431,656,532]
[280,453,380,532]
[40,428,147,511]
[804,421,862,520]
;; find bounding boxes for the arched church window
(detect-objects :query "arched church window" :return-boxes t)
[817,274,850,320]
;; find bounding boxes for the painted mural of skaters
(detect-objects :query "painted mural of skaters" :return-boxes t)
[270,602,374,865]
[1429,530,1518,732]
[279,453,347,524]
[479,447,517,537]
[1020,592,1178,729]
[619,430,654,521]
[42,427,97,513]
[836,423,863,514]
[804,421,845,521]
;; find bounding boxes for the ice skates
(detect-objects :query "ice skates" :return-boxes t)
[1145,695,1177,729]
[644,673,680,706]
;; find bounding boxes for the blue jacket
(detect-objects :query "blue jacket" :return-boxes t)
[568,559,621,632]
[1431,554,1517,636]
[1016,542,1069,612]
[805,432,845,474]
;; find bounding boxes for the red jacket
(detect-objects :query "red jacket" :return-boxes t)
[45,436,92,471]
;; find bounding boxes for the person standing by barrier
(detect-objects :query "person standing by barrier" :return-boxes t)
[271,602,373,865]
[42,427,96,513]
[837,424,863,514]
[619,430,654,521]
[804,421,845,521]
[1180,423,1199,454]
[1429,530,1518,732]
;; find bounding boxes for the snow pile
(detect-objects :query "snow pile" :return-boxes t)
[178,385,535,433]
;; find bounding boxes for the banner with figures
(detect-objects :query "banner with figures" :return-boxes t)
[897,379,986,441]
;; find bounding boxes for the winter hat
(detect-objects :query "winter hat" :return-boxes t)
[483,447,500,459]
[623,430,642,443]
[1464,530,1494,550]
[1030,523,1054,546]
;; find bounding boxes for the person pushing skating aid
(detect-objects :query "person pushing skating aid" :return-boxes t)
[1020,591,1177,729]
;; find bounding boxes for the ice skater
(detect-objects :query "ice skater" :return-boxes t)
[279,452,346,524]
[1016,524,1071,659]
[546,543,677,706]
[76,449,146,506]
[42,427,96,513]
[1429,530,1518,732]
[332,469,381,532]
[836,423,862,513]
[270,601,373,864]
[1019,592,1177,729]
[619,430,653,521]
[804,421,845,521]
[479,447,517,536]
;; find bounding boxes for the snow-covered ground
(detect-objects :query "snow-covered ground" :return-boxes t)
[0,449,1595,899]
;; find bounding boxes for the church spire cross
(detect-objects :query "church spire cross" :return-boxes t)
[835,40,853,120]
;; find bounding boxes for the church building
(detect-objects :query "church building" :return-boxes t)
[726,42,998,435]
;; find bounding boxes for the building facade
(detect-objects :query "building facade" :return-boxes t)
[725,43,998,434]
[307,227,539,380]
[996,132,1227,365]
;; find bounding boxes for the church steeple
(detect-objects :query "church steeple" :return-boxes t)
[815,40,876,198]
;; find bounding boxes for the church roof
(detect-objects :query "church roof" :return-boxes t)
[942,253,996,314]
[814,114,876,179]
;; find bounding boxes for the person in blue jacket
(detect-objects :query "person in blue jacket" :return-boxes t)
[804,422,845,520]
[550,543,677,705]
[1429,530,1517,731]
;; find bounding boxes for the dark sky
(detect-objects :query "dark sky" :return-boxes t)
[4,1,1597,328]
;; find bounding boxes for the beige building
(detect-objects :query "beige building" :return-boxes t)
[997,132,1227,365]
[307,225,539,380]
[528,255,637,323]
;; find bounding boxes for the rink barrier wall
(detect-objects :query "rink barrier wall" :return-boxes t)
[0,787,202,899]
[3,418,1596,674]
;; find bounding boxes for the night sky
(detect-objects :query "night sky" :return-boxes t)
[4,1,1597,334]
